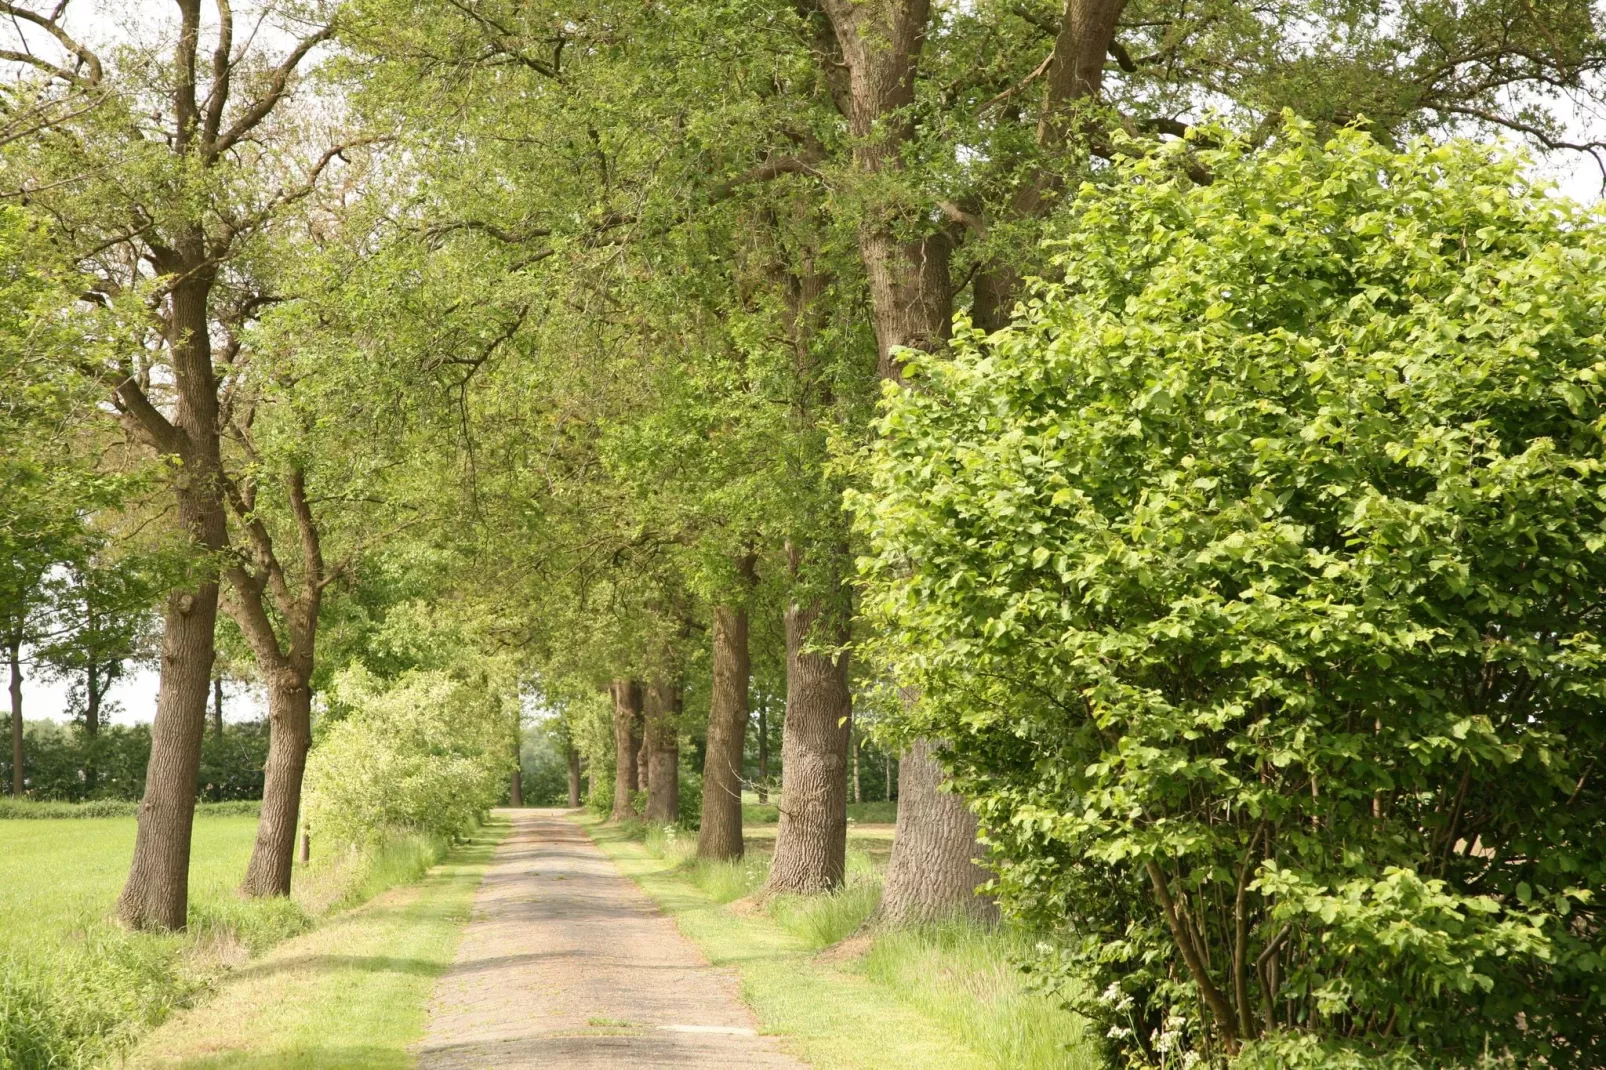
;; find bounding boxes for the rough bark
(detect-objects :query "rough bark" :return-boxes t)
[610,678,642,820]
[637,733,651,792]
[764,592,853,895]
[118,271,228,932]
[873,738,998,926]
[509,767,524,807]
[567,746,582,808]
[212,676,223,737]
[643,667,680,824]
[239,675,312,897]
[698,595,751,861]
[222,466,324,899]
[972,0,1127,330]
[811,0,1005,924]
[8,634,22,797]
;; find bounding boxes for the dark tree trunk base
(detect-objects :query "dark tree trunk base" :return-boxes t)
[610,680,642,821]
[698,600,749,861]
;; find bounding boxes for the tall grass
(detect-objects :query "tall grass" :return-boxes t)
[864,923,1096,1069]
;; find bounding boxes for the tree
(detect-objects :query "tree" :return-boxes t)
[856,125,1606,1066]
[0,0,360,929]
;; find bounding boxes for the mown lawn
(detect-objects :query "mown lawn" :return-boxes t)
[583,816,1101,1070]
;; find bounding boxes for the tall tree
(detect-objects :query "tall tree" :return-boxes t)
[0,0,351,928]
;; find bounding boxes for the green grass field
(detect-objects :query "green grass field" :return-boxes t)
[130,819,506,1069]
[0,805,450,1069]
[585,816,1100,1070]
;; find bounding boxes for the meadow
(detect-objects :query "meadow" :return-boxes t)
[0,803,448,1068]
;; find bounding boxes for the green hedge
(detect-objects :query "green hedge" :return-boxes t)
[0,721,270,803]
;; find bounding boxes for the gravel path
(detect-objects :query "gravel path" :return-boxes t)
[414,808,807,1069]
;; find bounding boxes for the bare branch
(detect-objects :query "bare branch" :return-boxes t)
[211,23,334,158]
[0,1,102,83]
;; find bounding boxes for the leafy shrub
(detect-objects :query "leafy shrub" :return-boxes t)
[303,668,514,845]
[857,123,1606,1066]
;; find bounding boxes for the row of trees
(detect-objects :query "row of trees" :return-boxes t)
[4,0,1605,1065]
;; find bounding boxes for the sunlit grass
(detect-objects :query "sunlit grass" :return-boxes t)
[582,814,1102,1069]
[130,821,504,1069]
[0,813,453,1068]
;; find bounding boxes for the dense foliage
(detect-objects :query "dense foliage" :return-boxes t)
[303,669,516,845]
[857,126,1606,1066]
[0,721,269,803]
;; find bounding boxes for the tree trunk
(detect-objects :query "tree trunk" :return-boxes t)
[885,752,894,801]
[756,694,769,803]
[117,271,228,932]
[212,676,223,737]
[699,597,750,860]
[9,634,22,798]
[764,592,853,895]
[509,767,524,807]
[567,746,582,808]
[118,580,220,929]
[610,679,641,820]
[240,674,312,898]
[873,738,998,926]
[84,659,102,794]
[643,670,680,824]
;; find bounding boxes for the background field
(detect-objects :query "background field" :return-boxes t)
[0,805,443,1068]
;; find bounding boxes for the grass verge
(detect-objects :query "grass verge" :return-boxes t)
[581,815,1100,1070]
[127,818,506,1069]
[0,813,459,1068]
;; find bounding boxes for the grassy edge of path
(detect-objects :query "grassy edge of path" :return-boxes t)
[579,814,1088,1070]
[122,818,508,1070]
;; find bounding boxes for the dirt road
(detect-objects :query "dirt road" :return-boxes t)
[414,808,807,1069]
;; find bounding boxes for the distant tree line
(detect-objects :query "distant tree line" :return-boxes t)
[0,720,269,803]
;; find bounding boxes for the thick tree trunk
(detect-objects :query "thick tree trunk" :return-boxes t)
[764,594,853,895]
[567,746,582,808]
[9,634,22,797]
[636,732,650,793]
[240,674,312,897]
[644,671,680,824]
[117,272,227,932]
[873,739,998,926]
[509,767,523,807]
[610,679,642,820]
[756,695,769,803]
[699,599,750,860]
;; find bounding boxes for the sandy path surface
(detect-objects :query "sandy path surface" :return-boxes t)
[414,808,807,1069]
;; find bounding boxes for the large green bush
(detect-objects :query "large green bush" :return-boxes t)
[856,124,1606,1067]
[303,668,514,845]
